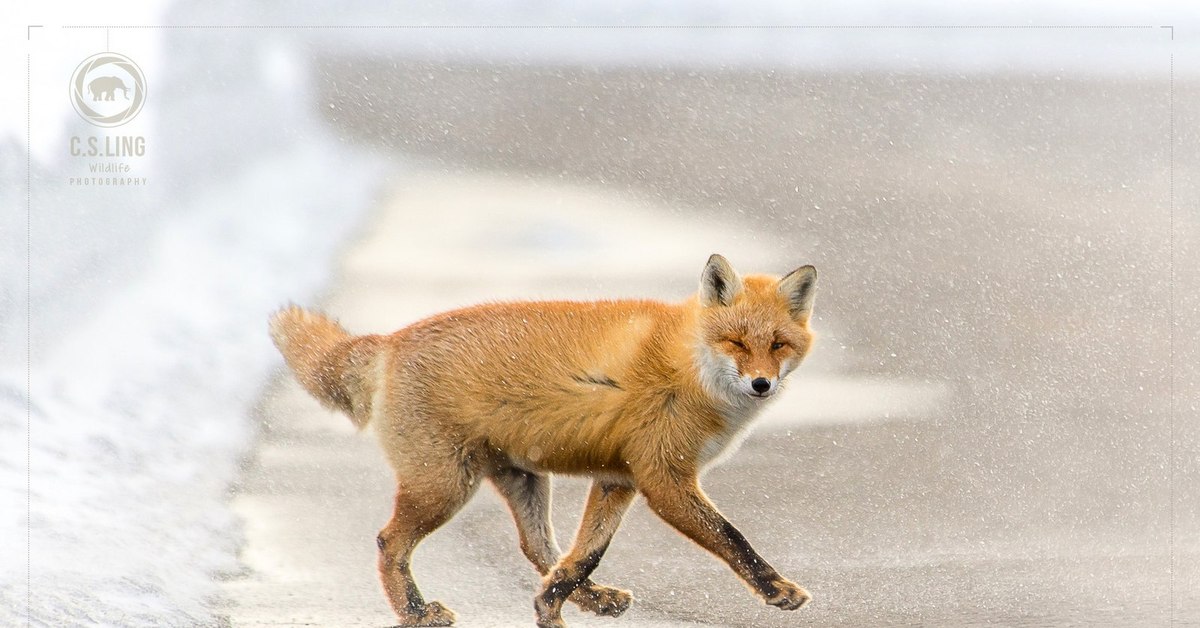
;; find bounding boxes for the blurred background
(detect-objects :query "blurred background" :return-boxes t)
[2,1,1198,626]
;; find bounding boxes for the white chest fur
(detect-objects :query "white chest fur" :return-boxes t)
[698,401,767,470]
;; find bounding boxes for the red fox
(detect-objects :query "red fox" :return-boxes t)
[269,254,817,627]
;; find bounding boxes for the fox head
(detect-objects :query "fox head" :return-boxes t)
[693,254,816,405]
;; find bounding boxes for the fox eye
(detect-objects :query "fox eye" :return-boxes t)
[770,342,786,351]
[728,339,747,350]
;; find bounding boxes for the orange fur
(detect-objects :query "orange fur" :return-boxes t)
[269,254,817,627]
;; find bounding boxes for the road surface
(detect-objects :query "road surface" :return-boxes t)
[221,62,1199,626]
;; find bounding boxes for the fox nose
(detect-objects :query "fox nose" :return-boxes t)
[751,378,771,394]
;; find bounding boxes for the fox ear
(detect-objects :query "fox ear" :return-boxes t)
[699,254,743,307]
[778,265,817,321]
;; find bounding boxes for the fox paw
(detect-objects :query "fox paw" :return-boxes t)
[533,596,567,628]
[570,582,633,617]
[763,578,811,611]
[394,600,456,626]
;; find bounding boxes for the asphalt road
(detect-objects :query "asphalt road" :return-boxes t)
[222,62,1199,626]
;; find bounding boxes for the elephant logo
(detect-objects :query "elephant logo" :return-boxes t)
[88,76,130,101]
[70,52,146,127]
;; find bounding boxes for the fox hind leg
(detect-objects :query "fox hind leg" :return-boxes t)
[377,459,481,626]
[488,467,559,572]
[489,467,633,618]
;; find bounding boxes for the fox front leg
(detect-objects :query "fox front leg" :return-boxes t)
[640,475,811,611]
[488,467,632,617]
[534,481,636,628]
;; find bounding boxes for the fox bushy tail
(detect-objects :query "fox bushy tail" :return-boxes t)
[268,305,382,429]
